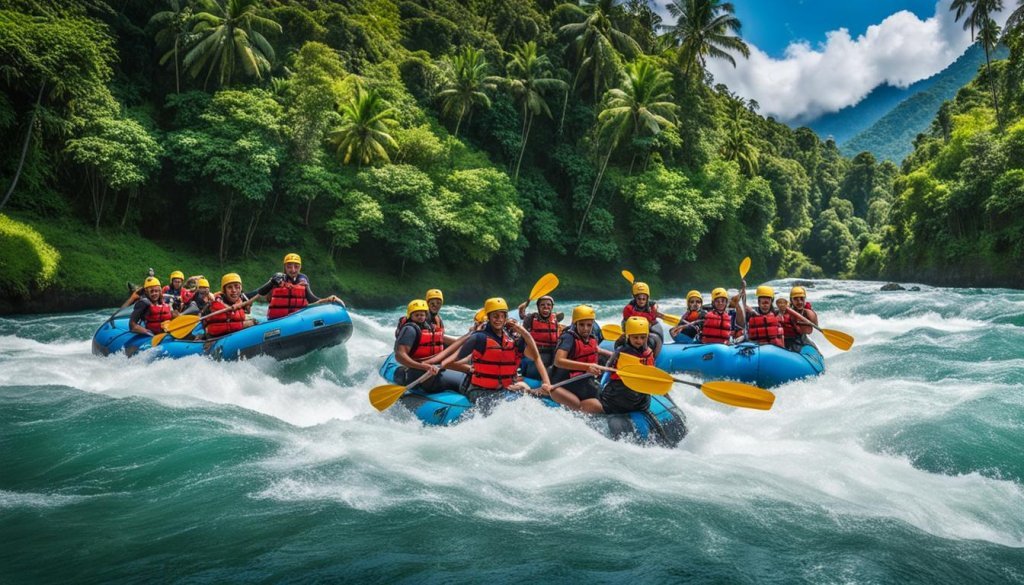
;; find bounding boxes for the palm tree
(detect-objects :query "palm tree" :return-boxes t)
[328,85,399,167]
[437,47,494,137]
[493,42,569,181]
[950,0,1003,40]
[978,17,1003,122]
[1004,0,1024,35]
[182,0,282,89]
[577,61,677,240]
[661,0,750,80]
[559,0,643,103]
[721,99,758,176]
[148,0,193,93]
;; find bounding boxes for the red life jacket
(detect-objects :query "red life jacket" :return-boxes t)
[748,309,785,347]
[399,321,445,360]
[701,309,732,344]
[527,312,560,348]
[470,330,521,390]
[683,309,705,323]
[205,297,247,337]
[610,345,655,381]
[267,283,308,320]
[782,301,814,340]
[622,300,659,325]
[143,301,172,334]
[566,329,599,378]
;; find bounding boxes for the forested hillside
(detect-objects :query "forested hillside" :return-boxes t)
[0,0,1016,311]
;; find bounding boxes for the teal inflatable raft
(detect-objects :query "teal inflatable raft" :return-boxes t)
[92,303,353,360]
[601,339,824,388]
[378,354,687,447]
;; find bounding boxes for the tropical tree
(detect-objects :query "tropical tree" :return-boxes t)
[182,0,282,89]
[661,0,750,79]
[577,61,677,240]
[493,42,569,181]
[978,17,1003,122]
[148,0,193,93]
[950,0,1003,40]
[721,98,758,176]
[559,0,643,103]
[328,85,399,167]
[437,47,494,137]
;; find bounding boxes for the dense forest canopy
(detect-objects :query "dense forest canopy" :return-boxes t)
[2,0,1024,302]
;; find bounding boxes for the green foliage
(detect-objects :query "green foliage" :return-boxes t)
[181,0,282,89]
[328,85,399,166]
[435,167,523,263]
[0,213,60,298]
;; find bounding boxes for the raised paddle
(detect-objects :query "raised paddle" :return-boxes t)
[786,307,854,351]
[621,269,635,284]
[601,323,623,340]
[152,295,260,346]
[739,256,751,279]
[609,362,775,410]
[525,273,559,305]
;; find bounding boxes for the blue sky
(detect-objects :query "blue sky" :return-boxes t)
[732,0,940,58]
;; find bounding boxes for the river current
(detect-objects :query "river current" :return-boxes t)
[1,279,1022,583]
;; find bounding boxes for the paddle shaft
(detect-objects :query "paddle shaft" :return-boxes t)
[786,307,820,332]
[164,294,260,335]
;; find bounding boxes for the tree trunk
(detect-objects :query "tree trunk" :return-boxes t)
[559,69,582,135]
[576,145,615,243]
[174,37,181,94]
[305,197,313,226]
[219,196,235,264]
[242,209,261,258]
[984,46,1001,125]
[0,83,45,212]
[120,187,138,228]
[454,106,465,137]
[513,110,533,182]
[92,174,107,232]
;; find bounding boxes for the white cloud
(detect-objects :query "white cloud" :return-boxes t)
[678,1,1012,123]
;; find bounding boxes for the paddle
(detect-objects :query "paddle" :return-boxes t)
[525,273,559,305]
[739,256,751,279]
[151,295,260,346]
[601,323,623,340]
[621,269,634,284]
[738,257,752,339]
[610,358,774,409]
[786,307,854,351]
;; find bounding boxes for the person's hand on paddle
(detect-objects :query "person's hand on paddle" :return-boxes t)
[422,364,441,377]
[586,363,603,376]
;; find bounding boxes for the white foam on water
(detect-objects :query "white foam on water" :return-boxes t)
[0,489,96,509]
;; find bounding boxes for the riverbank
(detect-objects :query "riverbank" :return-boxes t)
[0,213,754,315]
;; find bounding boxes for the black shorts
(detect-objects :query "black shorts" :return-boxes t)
[561,376,600,401]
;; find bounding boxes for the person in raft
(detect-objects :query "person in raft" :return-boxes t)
[777,285,818,352]
[250,253,343,321]
[179,278,214,316]
[621,281,668,351]
[596,316,659,414]
[393,299,445,391]
[517,295,564,378]
[443,297,552,410]
[669,289,707,342]
[129,277,176,337]
[740,284,785,348]
[424,289,460,345]
[699,287,739,345]
[201,273,258,338]
[549,305,615,411]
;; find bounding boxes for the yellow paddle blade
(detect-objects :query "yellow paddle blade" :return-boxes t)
[529,273,559,302]
[616,364,673,395]
[661,312,681,326]
[621,269,635,284]
[701,381,775,411]
[821,328,854,351]
[165,315,200,339]
[369,384,410,412]
[601,324,623,340]
[616,352,641,367]
[739,256,752,278]
[151,333,167,347]
[474,308,486,323]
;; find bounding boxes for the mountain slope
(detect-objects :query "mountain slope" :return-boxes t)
[842,45,1008,162]
[803,44,990,146]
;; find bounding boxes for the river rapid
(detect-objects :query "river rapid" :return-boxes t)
[1,279,1022,584]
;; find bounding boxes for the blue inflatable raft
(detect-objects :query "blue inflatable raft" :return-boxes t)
[92,303,353,360]
[378,354,687,447]
[600,339,824,388]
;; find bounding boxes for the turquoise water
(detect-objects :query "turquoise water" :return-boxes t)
[1,280,1023,584]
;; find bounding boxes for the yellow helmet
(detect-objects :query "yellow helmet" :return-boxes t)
[196,278,210,289]
[283,253,302,265]
[711,287,728,301]
[143,277,161,289]
[790,286,807,299]
[756,285,775,298]
[169,270,184,280]
[686,290,703,302]
[624,316,649,336]
[406,299,429,318]
[571,305,596,322]
[221,273,242,290]
[632,282,650,296]
[483,297,509,315]
[425,289,444,302]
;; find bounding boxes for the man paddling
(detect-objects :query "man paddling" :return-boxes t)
[251,253,342,320]
[394,299,445,392]
[669,290,706,342]
[779,286,819,352]
[549,305,613,411]
[741,284,785,348]
[699,288,738,345]
[202,273,258,338]
[517,295,563,378]
[129,277,176,337]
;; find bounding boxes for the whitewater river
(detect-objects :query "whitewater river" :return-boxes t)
[1,279,1022,583]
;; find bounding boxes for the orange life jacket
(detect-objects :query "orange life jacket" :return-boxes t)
[701,309,732,344]
[143,301,172,334]
[398,321,445,360]
[469,330,521,390]
[622,300,659,325]
[781,302,814,341]
[610,345,655,381]
[527,312,560,349]
[205,297,247,337]
[566,329,599,378]
[748,309,785,347]
[267,283,308,320]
